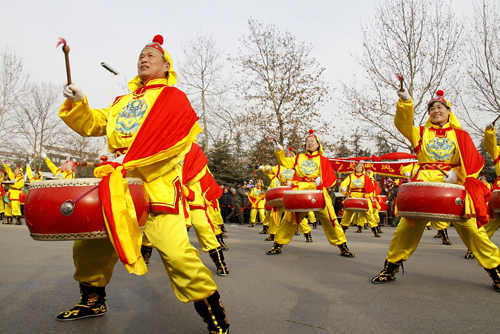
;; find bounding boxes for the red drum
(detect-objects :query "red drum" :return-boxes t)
[282,190,325,212]
[490,190,500,213]
[25,178,150,241]
[265,202,272,211]
[265,186,292,208]
[396,182,467,222]
[378,195,388,213]
[343,198,368,213]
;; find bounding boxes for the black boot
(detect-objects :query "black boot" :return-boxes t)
[371,227,381,237]
[194,291,230,334]
[342,226,348,233]
[465,248,475,259]
[5,217,13,224]
[221,224,227,233]
[371,260,401,284]
[438,229,452,245]
[56,284,107,321]
[312,221,317,229]
[427,225,432,230]
[259,225,269,234]
[484,266,500,292]
[364,223,368,230]
[217,234,229,251]
[209,247,229,276]
[294,228,300,236]
[304,233,313,243]
[15,216,22,225]
[433,232,441,238]
[355,226,362,233]
[0,212,4,221]
[141,245,153,265]
[248,222,254,227]
[377,225,383,233]
[265,234,275,241]
[266,242,283,255]
[337,243,355,258]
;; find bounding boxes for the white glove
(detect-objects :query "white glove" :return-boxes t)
[315,177,321,186]
[404,172,411,177]
[384,201,389,205]
[265,166,272,172]
[341,187,347,192]
[443,169,458,184]
[113,154,126,165]
[397,88,411,101]
[275,143,283,152]
[258,166,264,171]
[286,181,292,187]
[41,153,47,159]
[486,122,494,130]
[62,83,84,102]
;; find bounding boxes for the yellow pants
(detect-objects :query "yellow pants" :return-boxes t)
[250,208,265,224]
[341,210,377,228]
[275,208,346,246]
[5,200,21,217]
[298,216,312,234]
[262,210,271,227]
[387,217,500,269]
[0,199,4,213]
[373,209,380,224]
[483,214,500,239]
[269,207,285,235]
[432,221,451,230]
[73,211,217,303]
[190,209,221,252]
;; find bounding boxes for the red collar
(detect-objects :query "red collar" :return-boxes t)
[305,152,320,159]
[429,125,453,137]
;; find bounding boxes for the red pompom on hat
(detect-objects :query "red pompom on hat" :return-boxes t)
[144,34,166,57]
[428,89,451,110]
[153,35,164,45]
[288,147,293,151]
[306,129,317,139]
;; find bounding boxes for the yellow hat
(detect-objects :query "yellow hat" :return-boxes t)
[425,90,462,130]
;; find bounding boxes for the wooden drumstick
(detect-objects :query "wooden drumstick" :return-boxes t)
[396,73,404,91]
[56,38,72,85]
[493,114,500,125]
[78,161,99,167]
[436,166,449,178]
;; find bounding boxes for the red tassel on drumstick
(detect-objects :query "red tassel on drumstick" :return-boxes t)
[56,38,72,85]
[396,73,404,91]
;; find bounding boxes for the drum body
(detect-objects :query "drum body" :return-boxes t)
[265,186,292,208]
[396,182,467,222]
[282,190,325,212]
[25,178,150,241]
[491,190,500,213]
[378,195,388,213]
[343,198,368,213]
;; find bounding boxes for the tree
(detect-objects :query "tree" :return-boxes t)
[335,135,353,158]
[13,82,63,170]
[231,19,331,148]
[337,0,463,152]
[0,49,30,140]
[460,0,500,136]
[207,136,245,186]
[178,32,236,153]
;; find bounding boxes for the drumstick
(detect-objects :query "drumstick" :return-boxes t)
[493,114,500,125]
[396,73,404,91]
[56,38,72,85]
[436,166,449,178]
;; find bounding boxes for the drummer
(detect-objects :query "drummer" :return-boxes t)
[372,88,500,293]
[26,165,43,182]
[366,169,384,235]
[57,35,229,332]
[2,163,25,225]
[0,170,5,222]
[266,130,355,257]
[260,147,315,243]
[340,162,380,237]
[248,178,266,228]
[43,154,75,179]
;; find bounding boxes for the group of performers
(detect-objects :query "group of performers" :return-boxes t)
[7,32,500,334]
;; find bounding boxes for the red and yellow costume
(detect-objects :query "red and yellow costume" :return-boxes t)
[3,164,24,219]
[483,126,500,239]
[248,183,266,227]
[385,97,500,269]
[26,166,43,182]
[45,157,75,179]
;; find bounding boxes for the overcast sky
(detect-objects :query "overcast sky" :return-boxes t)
[1,0,474,128]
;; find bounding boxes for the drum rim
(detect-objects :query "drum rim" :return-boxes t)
[268,186,293,190]
[266,198,284,206]
[28,177,144,189]
[283,190,323,195]
[344,197,367,202]
[400,181,465,190]
[397,210,468,222]
[30,230,108,241]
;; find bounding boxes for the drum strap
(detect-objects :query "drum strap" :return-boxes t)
[413,126,425,154]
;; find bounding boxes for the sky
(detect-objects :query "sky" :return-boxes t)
[0,0,475,134]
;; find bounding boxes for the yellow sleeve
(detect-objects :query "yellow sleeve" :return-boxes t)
[3,164,14,179]
[483,127,499,161]
[26,166,34,182]
[394,98,420,148]
[340,175,350,195]
[59,97,109,137]
[274,150,294,169]
[45,157,61,176]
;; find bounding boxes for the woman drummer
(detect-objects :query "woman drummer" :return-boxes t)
[340,162,380,237]
[372,88,500,293]
[266,130,355,257]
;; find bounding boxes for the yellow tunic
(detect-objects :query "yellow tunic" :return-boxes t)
[45,158,75,179]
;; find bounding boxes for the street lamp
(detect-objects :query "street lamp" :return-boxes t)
[101,62,119,106]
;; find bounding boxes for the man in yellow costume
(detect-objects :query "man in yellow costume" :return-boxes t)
[43,154,75,179]
[372,88,500,293]
[266,130,355,257]
[248,178,266,228]
[0,170,5,222]
[57,35,229,333]
[26,165,43,182]
[2,163,25,225]
[340,162,380,237]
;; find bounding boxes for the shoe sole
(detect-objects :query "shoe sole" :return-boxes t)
[56,312,106,321]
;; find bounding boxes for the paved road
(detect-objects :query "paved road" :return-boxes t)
[1,221,500,334]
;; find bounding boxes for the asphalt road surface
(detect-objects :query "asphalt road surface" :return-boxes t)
[1,220,500,334]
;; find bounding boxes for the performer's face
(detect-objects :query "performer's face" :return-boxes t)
[285,151,294,158]
[355,163,363,173]
[14,168,20,175]
[305,137,319,152]
[428,102,451,126]
[138,49,170,82]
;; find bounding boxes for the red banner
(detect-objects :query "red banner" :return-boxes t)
[329,158,417,177]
